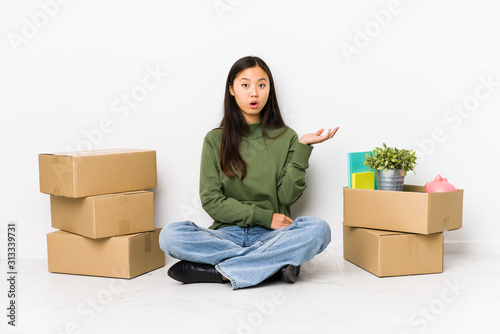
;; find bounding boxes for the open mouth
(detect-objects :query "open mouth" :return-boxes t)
[250,102,258,109]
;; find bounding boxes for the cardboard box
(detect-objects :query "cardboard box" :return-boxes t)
[343,185,463,234]
[39,149,157,198]
[47,228,165,279]
[50,191,154,239]
[343,225,443,277]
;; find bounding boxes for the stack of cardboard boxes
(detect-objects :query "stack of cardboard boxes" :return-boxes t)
[343,185,464,277]
[38,149,165,279]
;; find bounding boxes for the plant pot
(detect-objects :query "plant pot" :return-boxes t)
[376,169,405,191]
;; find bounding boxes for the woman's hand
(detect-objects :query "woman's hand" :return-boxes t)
[270,213,293,230]
[300,127,340,145]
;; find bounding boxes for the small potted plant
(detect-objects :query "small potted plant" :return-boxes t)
[364,143,418,191]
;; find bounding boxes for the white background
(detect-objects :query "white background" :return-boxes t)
[1,0,499,259]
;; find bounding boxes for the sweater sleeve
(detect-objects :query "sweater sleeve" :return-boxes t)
[199,134,274,228]
[277,133,314,205]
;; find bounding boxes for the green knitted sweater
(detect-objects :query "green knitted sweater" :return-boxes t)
[200,122,313,230]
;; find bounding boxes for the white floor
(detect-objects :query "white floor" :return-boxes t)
[2,248,499,334]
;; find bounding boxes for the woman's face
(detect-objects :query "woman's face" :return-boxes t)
[229,66,270,124]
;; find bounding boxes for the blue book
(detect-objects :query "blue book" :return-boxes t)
[347,151,377,189]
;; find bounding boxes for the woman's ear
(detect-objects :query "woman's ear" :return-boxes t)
[229,85,235,96]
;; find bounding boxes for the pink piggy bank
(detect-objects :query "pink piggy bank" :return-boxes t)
[425,175,457,193]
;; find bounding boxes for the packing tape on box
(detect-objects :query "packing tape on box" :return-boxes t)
[406,238,417,258]
[50,156,70,183]
[443,216,450,231]
[52,186,60,196]
[144,233,152,253]
[119,194,131,204]
[119,219,130,235]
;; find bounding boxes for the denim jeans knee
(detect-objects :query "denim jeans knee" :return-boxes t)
[297,216,331,249]
[159,221,192,258]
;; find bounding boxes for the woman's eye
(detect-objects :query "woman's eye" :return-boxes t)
[259,84,266,88]
[242,83,248,88]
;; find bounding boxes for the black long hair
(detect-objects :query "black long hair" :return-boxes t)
[220,56,287,181]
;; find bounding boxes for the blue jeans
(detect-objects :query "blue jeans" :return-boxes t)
[159,216,331,290]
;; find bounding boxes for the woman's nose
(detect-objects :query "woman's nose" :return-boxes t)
[250,86,258,97]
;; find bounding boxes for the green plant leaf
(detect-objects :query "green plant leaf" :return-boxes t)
[366,143,418,175]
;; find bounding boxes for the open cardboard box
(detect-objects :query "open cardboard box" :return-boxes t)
[343,185,463,234]
[39,149,157,198]
[343,224,443,277]
[50,191,155,239]
[47,228,165,279]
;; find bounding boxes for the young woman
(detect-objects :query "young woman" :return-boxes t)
[159,56,339,290]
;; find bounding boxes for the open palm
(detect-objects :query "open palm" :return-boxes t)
[300,127,340,145]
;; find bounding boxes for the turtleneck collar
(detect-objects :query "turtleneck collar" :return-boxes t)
[246,121,263,139]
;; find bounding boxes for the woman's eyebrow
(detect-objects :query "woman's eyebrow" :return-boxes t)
[239,77,268,81]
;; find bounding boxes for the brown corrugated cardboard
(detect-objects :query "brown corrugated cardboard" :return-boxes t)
[47,228,165,279]
[343,185,463,234]
[39,149,157,198]
[50,191,154,239]
[343,225,443,277]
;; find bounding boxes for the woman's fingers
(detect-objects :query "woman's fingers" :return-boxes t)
[315,128,325,136]
[271,213,293,229]
[299,126,340,145]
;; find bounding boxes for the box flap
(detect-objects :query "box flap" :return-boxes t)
[91,190,150,199]
[42,148,155,157]
[402,184,426,193]
[359,228,406,237]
